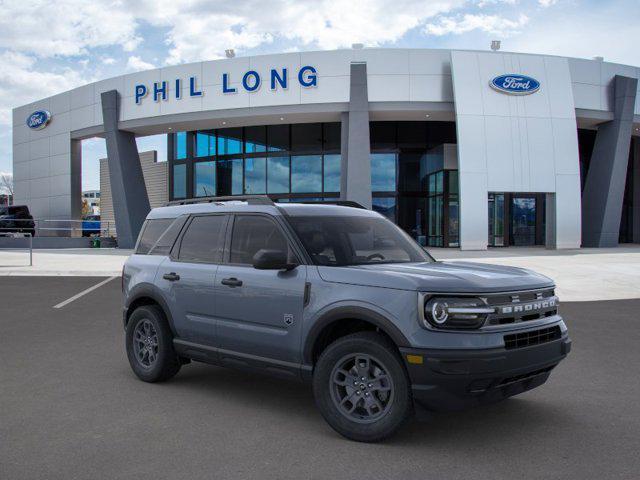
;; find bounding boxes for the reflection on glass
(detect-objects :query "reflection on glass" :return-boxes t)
[291,155,322,193]
[195,131,215,157]
[217,128,242,155]
[291,123,322,152]
[194,161,216,197]
[323,123,341,151]
[371,153,397,192]
[175,132,187,160]
[488,193,505,246]
[217,159,243,195]
[245,126,267,153]
[268,124,289,152]
[372,197,396,223]
[428,196,443,247]
[173,164,186,199]
[323,154,341,193]
[267,156,290,194]
[244,157,266,194]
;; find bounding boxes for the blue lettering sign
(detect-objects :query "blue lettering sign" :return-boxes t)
[153,81,168,102]
[190,76,202,97]
[222,73,236,94]
[270,68,287,90]
[26,110,51,130]
[242,70,261,92]
[490,74,540,95]
[298,66,317,87]
[135,85,148,104]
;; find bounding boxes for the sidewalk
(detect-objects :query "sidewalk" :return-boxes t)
[1,246,639,301]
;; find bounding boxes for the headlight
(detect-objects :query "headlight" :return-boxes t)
[422,297,494,329]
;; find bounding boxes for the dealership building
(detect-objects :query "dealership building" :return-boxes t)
[11,48,640,249]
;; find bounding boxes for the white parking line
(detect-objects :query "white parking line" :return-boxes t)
[53,276,118,309]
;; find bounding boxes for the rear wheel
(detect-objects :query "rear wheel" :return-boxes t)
[313,331,413,442]
[125,305,181,382]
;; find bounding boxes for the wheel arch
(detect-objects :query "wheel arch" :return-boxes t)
[125,284,176,336]
[303,306,411,365]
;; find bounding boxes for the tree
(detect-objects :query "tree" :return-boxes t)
[81,199,91,217]
[0,173,13,205]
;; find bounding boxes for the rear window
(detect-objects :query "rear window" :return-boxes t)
[136,218,174,254]
[148,215,188,256]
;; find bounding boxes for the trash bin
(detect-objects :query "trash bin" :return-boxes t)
[91,237,101,248]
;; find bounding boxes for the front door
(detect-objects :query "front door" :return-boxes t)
[214,214,307,365]
[510,196,537,246]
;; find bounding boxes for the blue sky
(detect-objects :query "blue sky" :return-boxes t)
[1,0,639,191]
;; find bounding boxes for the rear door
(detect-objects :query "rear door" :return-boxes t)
[157,214,229,347]
[214,214,307,366]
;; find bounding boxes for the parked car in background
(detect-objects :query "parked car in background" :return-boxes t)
[0,205,35,236]
[82,215,101,237]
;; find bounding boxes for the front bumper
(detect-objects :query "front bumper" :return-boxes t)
[400,334,571,411]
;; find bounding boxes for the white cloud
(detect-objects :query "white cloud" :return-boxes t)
[425,13,529,36]
[538,0,558,6]
[126,55,155,72]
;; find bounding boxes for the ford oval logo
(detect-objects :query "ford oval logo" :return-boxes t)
[26,110,52,130]
[490,74,540,95]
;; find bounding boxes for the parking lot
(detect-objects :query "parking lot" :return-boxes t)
[1,276,639,480]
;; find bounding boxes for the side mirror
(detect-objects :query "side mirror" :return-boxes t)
[252,249,297,271]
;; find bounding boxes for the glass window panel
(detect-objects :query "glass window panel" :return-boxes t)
[397,197,426,245]
[371,153,397,192]
[398,153,428,192]
[323,123,341,151]
[448,170,459,195]
[217,159,243,196]
[136,218,174,254]
[397,121,426,148]
[173,163,186,199]
[323,154,341,193]
[291,155,322,193]
[194,161,216,197]
[217,127,243,155]
[267,156,290,194]
[268,124,290,152]
[245,126,267,153]
[179,215,227,263]
[291,123,322,152]
[174,132,187,160]
[230,215,291,265]
[370,122,396,150]
[244,157,266,194]
[195,130,215,157]
[372,197,397,223]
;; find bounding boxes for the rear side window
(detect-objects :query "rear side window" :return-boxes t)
[136,218,173,254]
[148,215,188,256]
[229,215,290,265]
[178,215,227,263]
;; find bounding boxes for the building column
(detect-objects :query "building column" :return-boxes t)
[582,75,638,247]
[340,62,372,209]
[101,90,150,249]
[633,138,640,243]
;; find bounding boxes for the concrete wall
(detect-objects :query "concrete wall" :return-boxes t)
[99,150,168,237]
[451,51,582,250]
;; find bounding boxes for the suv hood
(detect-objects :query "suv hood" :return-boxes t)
[317,261,554,293]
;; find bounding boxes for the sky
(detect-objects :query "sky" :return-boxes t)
[0,0,639,192]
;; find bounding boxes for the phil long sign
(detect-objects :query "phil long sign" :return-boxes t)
[490,74,540,95]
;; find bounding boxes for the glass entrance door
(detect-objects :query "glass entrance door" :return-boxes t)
[488,193,505,246]
[510,196,537,246]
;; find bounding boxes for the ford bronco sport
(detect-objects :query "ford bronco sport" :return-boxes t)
[122,196,570,442]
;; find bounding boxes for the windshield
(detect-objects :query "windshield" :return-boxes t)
[287,215,434,266]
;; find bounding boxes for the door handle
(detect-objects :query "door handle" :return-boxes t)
[163,272,181,281]
[221,277,243,287]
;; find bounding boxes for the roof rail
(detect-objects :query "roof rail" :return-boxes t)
[296,200,367,209]
[166,195,275,207]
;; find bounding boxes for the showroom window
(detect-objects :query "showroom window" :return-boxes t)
[168,123,341,201]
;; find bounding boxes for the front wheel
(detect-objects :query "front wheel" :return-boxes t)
[313,332,413,442]
[125,305,181,382]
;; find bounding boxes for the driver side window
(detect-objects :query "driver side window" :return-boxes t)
[229,215,292,265]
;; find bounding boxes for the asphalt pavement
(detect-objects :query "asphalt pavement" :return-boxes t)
[1,276,639,480]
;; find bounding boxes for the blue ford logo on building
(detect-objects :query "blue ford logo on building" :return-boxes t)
[490,74,540,95]
[26,110,52,130]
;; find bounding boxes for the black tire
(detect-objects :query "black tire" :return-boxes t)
[125,305,181,382]
[313,331,413,442]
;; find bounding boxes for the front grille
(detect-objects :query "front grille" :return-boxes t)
[503,326,561,350]
[485,288,558,326]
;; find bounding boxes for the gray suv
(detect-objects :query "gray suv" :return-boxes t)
[122,196,570,442]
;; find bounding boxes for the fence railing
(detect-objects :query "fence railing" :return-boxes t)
[0,218,115,237]
[0,232,33,266]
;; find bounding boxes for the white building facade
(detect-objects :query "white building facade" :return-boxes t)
[11,48,640,249]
